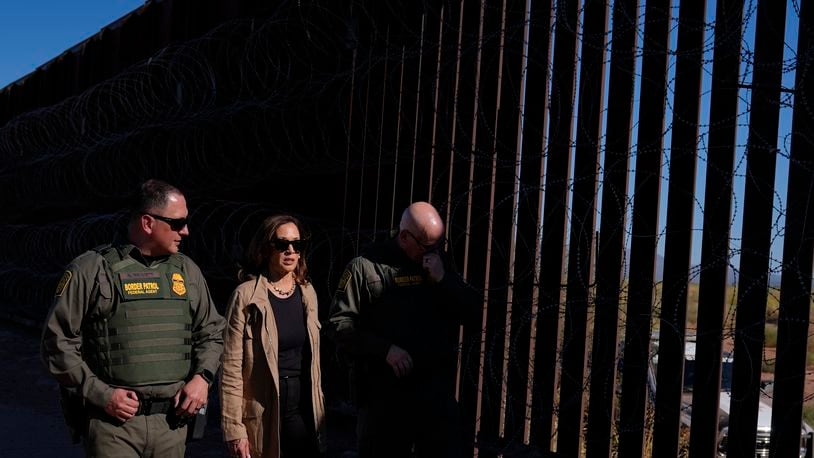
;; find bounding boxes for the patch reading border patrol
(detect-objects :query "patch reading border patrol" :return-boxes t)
[55,271,72,297]
[337,269,351,292]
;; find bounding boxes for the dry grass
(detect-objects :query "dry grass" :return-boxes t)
[662,282,814,415]
[585,280,814,456]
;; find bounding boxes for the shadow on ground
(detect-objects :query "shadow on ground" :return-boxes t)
[0,322,358,458]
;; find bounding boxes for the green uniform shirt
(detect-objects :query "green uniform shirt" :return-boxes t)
[327,239,481,393]
[41,243,225,409]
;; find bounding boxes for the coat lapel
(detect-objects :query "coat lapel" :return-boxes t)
[248,275,280,394]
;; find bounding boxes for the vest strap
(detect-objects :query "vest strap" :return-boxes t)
[107,323,192,336]
[109,352,191,366]
[109,338,192,351]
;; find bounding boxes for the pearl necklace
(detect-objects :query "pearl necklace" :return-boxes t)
[269,279,296,296]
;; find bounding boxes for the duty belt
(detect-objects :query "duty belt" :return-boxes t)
[136,397,175,416]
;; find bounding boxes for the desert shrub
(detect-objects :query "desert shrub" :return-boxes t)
[764,324,778,348]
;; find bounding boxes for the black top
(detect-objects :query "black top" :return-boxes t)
[268,286,306,378]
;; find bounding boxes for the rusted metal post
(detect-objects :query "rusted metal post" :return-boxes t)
[558,0,609,455]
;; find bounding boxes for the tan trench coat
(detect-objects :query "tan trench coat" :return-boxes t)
[220,275,326,458]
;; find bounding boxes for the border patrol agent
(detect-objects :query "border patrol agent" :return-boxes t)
[41,179,225,458]
[327,202,481,458]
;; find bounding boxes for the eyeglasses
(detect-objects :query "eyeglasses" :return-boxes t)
[270,238,306,253]
[145,213,188,232]
[405,230,443,253]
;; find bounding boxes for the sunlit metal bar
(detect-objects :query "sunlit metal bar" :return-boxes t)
[651,0,707,455]
[728,0,788,455]
[558,0,609,454]
[689,0,744,455]
[770,0,814,454]
[617,0,671,455]
[529,0,580,451]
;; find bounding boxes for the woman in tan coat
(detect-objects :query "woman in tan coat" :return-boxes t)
[221,214,326,458]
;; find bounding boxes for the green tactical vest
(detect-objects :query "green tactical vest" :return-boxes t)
[83,246,193,386]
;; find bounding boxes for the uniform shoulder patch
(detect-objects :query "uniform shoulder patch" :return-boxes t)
[171,272,187,296]
[337,269,352,292]
[55,271,72,297]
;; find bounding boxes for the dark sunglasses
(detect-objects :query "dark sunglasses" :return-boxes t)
[405,230,444,253]
[270,238,306,253]
[145,213,188,231]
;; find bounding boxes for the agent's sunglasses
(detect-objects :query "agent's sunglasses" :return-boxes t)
[405,230,444,253]
[270,238,306,253]
[145,213,188,231]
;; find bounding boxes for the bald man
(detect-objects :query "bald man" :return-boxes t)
[327,201,481,458]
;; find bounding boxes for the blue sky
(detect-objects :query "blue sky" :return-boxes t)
[681,2,797,270]
[0,0,144,89]
[595,1,798,271]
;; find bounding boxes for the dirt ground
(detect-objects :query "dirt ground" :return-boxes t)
[719,340,813,415]
[760,346,814,414]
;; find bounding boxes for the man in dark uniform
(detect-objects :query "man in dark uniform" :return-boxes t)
[327,201,481,458]
[41,179,225,457]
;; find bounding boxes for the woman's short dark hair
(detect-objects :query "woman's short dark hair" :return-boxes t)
[240,214,310,284]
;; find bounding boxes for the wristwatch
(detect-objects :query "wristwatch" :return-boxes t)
[196,369,214,385]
